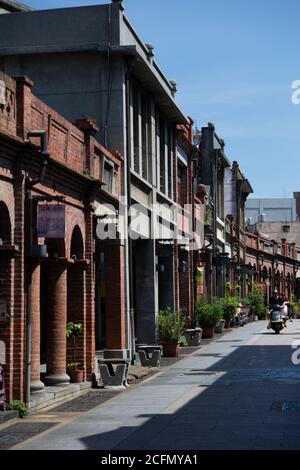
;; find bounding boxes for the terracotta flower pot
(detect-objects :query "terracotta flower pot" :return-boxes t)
[68,369,84,383]
[161,342,180,357]
[202,326,215,339]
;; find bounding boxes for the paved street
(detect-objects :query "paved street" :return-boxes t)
[15,320,300,450]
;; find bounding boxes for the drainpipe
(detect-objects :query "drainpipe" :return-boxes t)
[25,131,49,407]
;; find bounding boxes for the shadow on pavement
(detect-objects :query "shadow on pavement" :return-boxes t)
[77,327,300,451]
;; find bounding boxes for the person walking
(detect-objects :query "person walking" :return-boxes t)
[279,293,288,327]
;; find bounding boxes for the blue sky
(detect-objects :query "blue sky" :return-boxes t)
[24,0,300,198]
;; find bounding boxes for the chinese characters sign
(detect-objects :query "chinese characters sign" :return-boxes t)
[37,204,65,238]
[195,265,205,300]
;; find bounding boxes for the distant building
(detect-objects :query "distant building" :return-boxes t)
[247,221,300,247]
[224,161,253,298]
[246,197,298,224]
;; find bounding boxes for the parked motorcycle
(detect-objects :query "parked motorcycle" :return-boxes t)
[269,305,284,334]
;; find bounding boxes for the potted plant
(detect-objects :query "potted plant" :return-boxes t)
[66,321,84,383]
[158,309,186,357]
[244,289,267,321]
[10,400,28,418]
[195,300,222,338]
[222,296,239,328]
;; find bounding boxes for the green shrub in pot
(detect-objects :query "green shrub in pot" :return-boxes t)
[221,296,239,324]
[195,299,222,328]
[158,308,187,343]
[244,288,267,320]
[158,308,187,357]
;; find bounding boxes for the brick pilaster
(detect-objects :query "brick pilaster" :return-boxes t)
[84,207,95,379]
[13,172,25,400]
[30,261,44,393]
[44,260,70,386]
[105,244,126,350]
[67,264,86,379]
[15,76,33,141]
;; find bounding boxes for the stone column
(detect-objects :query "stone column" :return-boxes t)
[30,261,44,393]
[135,239,158,344]
[44,260,70,386]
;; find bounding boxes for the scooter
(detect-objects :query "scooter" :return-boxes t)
[270,305,284,334]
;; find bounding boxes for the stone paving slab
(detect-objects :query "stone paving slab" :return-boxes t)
[48,390,120,413]
[14,320,300,450]
[0,410,18,424]
[0,422,59,449]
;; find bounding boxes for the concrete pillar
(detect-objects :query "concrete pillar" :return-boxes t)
[30,262,44,393]
[135,239,158,344]
[158,244,175,311]
[44,260,70,386]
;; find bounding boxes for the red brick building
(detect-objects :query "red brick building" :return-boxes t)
[0,71,127,404]
[245,232,299,302]
[175,119,204,324]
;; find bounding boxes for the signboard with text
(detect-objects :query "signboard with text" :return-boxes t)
[37,204,65,238]
[195,265,205,301]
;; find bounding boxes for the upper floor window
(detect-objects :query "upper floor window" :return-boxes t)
[131,83,152,184]
[133,84,140,174]
[102,157,115,193]
[167,125,172,199]
[159,117,166,194]
[282,224,290,233]
[177,165,182,206]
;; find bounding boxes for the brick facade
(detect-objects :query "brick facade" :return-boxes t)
[0,71,125,401]
[244,232,298,302]
[176,119,198,325]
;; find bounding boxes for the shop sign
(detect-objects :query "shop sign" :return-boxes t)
[37,204,65,238]
[195,265,205,300]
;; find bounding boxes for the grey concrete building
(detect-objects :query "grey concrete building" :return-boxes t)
[246,197,297,224]
[247,221,300,247]
[195,123,230,299]
[0,1,189,348]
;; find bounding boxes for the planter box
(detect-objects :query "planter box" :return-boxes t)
[184,328,203,346]
[137,345,162,367]
[202,326,215,339]
[215,320,225,334]
[224,319,231,329]
[161,342,180,357]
